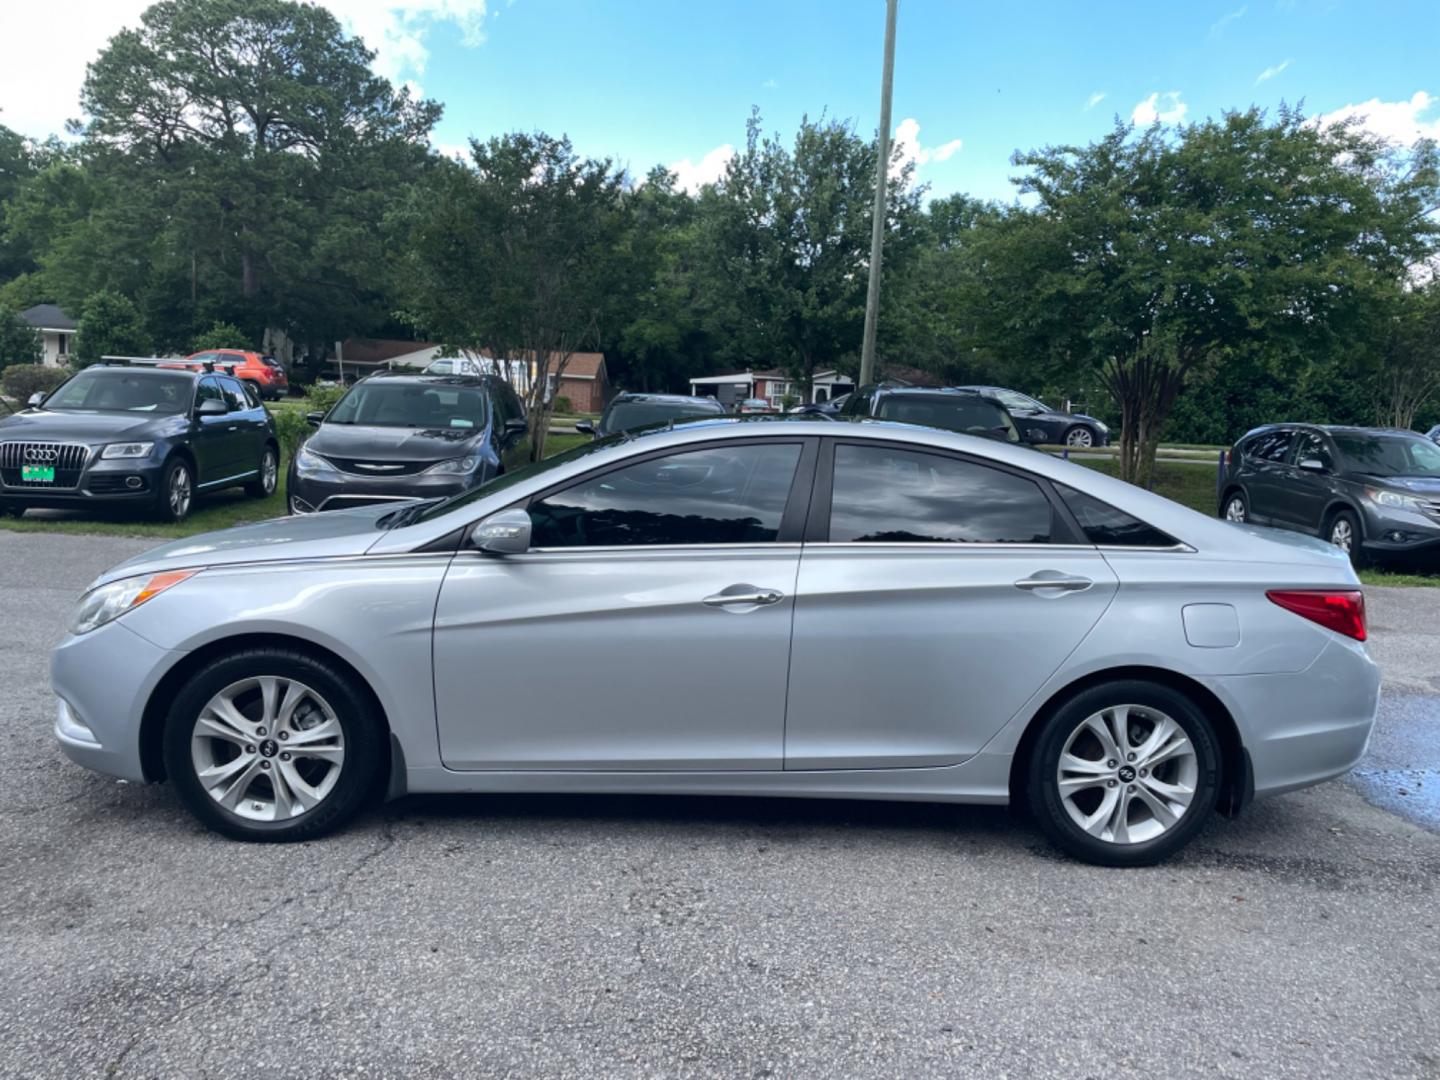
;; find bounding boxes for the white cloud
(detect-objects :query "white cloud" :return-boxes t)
[667,144,735,193]
[0,0,492,139]
[1313,91,1440,147]
[1084,91,1107,112]
[1209,5,1247,37]
[1131,91,1188,125]
[891,117,962,180]
[1256,59,1291,84]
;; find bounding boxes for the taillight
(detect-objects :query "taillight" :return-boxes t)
[1266,589,1366,641]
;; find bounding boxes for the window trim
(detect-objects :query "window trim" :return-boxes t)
[490,436,821,551]
[807,437,1088,547]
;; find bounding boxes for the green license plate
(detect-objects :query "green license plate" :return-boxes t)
[21,464,55,483]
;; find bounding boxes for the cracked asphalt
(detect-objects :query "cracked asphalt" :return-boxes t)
[1,531,1438,1079]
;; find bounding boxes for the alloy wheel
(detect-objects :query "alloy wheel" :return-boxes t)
[189,676,346,822]
[262,450,278,494]
[1056,704,1197,845]
[1330,517,1353,552]
[169,466,192,518]
[1224,496,1246,523]
[1065,427,1094,449]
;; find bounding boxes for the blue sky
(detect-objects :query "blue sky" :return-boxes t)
[2,0,1438,203]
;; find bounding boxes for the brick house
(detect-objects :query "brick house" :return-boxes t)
[544,352,610,413]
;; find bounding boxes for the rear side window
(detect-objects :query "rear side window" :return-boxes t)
[1054,483,1177,547]
[1246,431,1294,462]
[528,443,803,547]
[828,444,1053,544]
[219,376,248,412]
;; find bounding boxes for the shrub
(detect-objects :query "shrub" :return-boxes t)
[553,395,573,414]
[192,321,251,352]
[0,307,43,370]
[2,364,69,401]
[305,382,347,413]
[272,408,310,456]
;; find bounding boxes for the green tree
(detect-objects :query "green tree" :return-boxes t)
[1367,283,1440,429]
[74,290,152,365]
[402,133,630,457]
[0,306,42,369]
[192,321,251,352]
[974,108,1438,484]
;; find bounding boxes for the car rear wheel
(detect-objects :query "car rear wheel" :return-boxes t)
[1027,680,1220,866]
[154,457,194,522]
[1326,509,1366,567]
[1222,491,1247,523]
[163,647,385,841]
[246,445,279,498]
[1064,425,1095,449]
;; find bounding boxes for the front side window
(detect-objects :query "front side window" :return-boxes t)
[994,389,1044,413]
[528,443,803,548]
[1291,432,1333,470]
[1054,483,1177,547]
[219,377,248,412]
[196,377,225,411]
[43,370,195,414]
[828,444,1053,544]
[327,382,489,431]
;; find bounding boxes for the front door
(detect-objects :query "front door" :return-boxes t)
[433,439,814,770]
[785,440,1118,769]
[1276,431,1334,532]
[191,376,242,482]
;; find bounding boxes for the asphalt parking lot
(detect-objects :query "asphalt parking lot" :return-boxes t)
[1,532,1437,1079]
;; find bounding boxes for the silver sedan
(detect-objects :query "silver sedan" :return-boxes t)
[52,419,1378,865]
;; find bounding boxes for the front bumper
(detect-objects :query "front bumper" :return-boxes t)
[287,466,479,514]
[52,619,181,783]
[1357,503,1440,558]
[1,455,164,508]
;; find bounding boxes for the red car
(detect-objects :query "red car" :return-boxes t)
[181,350,289,401]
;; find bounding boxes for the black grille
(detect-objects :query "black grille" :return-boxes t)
[326,456,433,476]
[0,442,90,490]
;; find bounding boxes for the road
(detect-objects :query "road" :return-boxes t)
[1,531,1437,1079]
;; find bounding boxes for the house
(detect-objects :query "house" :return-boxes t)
[327,337,445,379]
[544,352,610,413]
[21,304,78,368]
[687,368,856,408]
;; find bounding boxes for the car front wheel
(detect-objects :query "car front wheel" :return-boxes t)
[1064,425,1095,449]
[1027,680,1220,866]
[154,457,194,522]
[1327,509,1366,567]
[162,647,385,841]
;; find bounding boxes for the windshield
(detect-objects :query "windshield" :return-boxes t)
[600,400,724,434]
[993,389,1046,413]
[42,370,193,414]
[327,382,488,430]
[878,396,1020,443]
[1333,433,1440,477]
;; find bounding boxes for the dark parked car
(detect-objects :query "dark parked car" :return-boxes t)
[0,365,278,522]
[1218,424,1440,564]
[839,385,1033,445]
[956,386,1110,448]
[575,392,726,438]
[288,371,531,514]
[1426,424,1439,445]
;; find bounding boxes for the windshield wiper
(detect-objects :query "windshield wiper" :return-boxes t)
[379,497,446,530]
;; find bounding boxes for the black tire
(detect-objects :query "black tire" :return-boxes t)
[153,456,195,522]
[1220,489,1247,523]
[1063,425,1096,449]
[245,444,279,498]
[1027,680,1221,867]
[162,646,386,842]
[1324,508,1366,567]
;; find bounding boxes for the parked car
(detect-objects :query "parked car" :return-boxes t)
[840,385,1034,445]
[0,365,278,522]
[1426,424,1440,445]
[957,386,1110,448]
[1218,424,1440,565]
[180,350,289,401]
[736,398,777,414]
[575,392,727,438]
[287,371,531,514]
[52,418,1376,866]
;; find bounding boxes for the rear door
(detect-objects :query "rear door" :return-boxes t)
[784,439,1117,769]
[1275,430,1335,532]
[1241,429,1295,526]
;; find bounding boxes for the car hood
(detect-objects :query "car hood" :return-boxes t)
[91,504,402,588]
[308,423,484,462]
[1357,474,1440,497]
[0,408,181,443]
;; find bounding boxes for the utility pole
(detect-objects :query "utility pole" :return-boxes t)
[858,0,898,388]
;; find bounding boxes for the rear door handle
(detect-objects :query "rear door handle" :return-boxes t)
[703,585,785,608]
[1014,574,1093,593]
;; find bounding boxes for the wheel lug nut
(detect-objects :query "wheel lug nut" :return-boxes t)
[260,760,271,770]
[1107,760,1117,768]
[280,752,291,762]
[1107,779,1117,788]
[1126,752,1136,762]
[257,727,267,737]
[1139,768,1148,777]
[1127,784,1135,792]
[245,745,256,754]
[278,731,289,741]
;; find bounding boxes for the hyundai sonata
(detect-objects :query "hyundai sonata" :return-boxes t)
[52,419,1378,865]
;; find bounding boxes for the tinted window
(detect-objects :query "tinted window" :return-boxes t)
[241,381,263,408]
[529,443,802,547]
[1333,433,1440,477]
[219,377,248,412]
[1292,432,1333,470]
[1055,483,1177,547]
[328,382,488,430]
[829,444,1053,544]
[599,400,725,435]
[993,389,1044,413]
[1247,430,1294,462]
[42,370,195,414]
[876,396,1019,443]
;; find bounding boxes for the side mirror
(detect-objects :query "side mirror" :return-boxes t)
[1297,457,1327,472]
[574,419,595,436]
[471,508,532,555]
[196,398,227,416]
[504,417,529,437]
[27,392,46,408]
[306,410,325,428]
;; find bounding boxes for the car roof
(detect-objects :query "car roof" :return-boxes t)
[358,370,506,389]
[1240,422,1425,439]
[871,386,996,401]
[93,364,205,381]
[609,392,723,406]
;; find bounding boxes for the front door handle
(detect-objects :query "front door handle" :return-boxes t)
[703,584,785,608]
[1014,573,1093,594]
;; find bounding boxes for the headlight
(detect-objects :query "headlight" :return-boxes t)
[70,569,198,635]
[424,455,481,475]
[1365,486,1424,512]
[101,442,154,459]
[295,445,335,472]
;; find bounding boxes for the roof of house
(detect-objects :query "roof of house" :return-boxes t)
[545,352,607,380]
[21,303,78,331]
